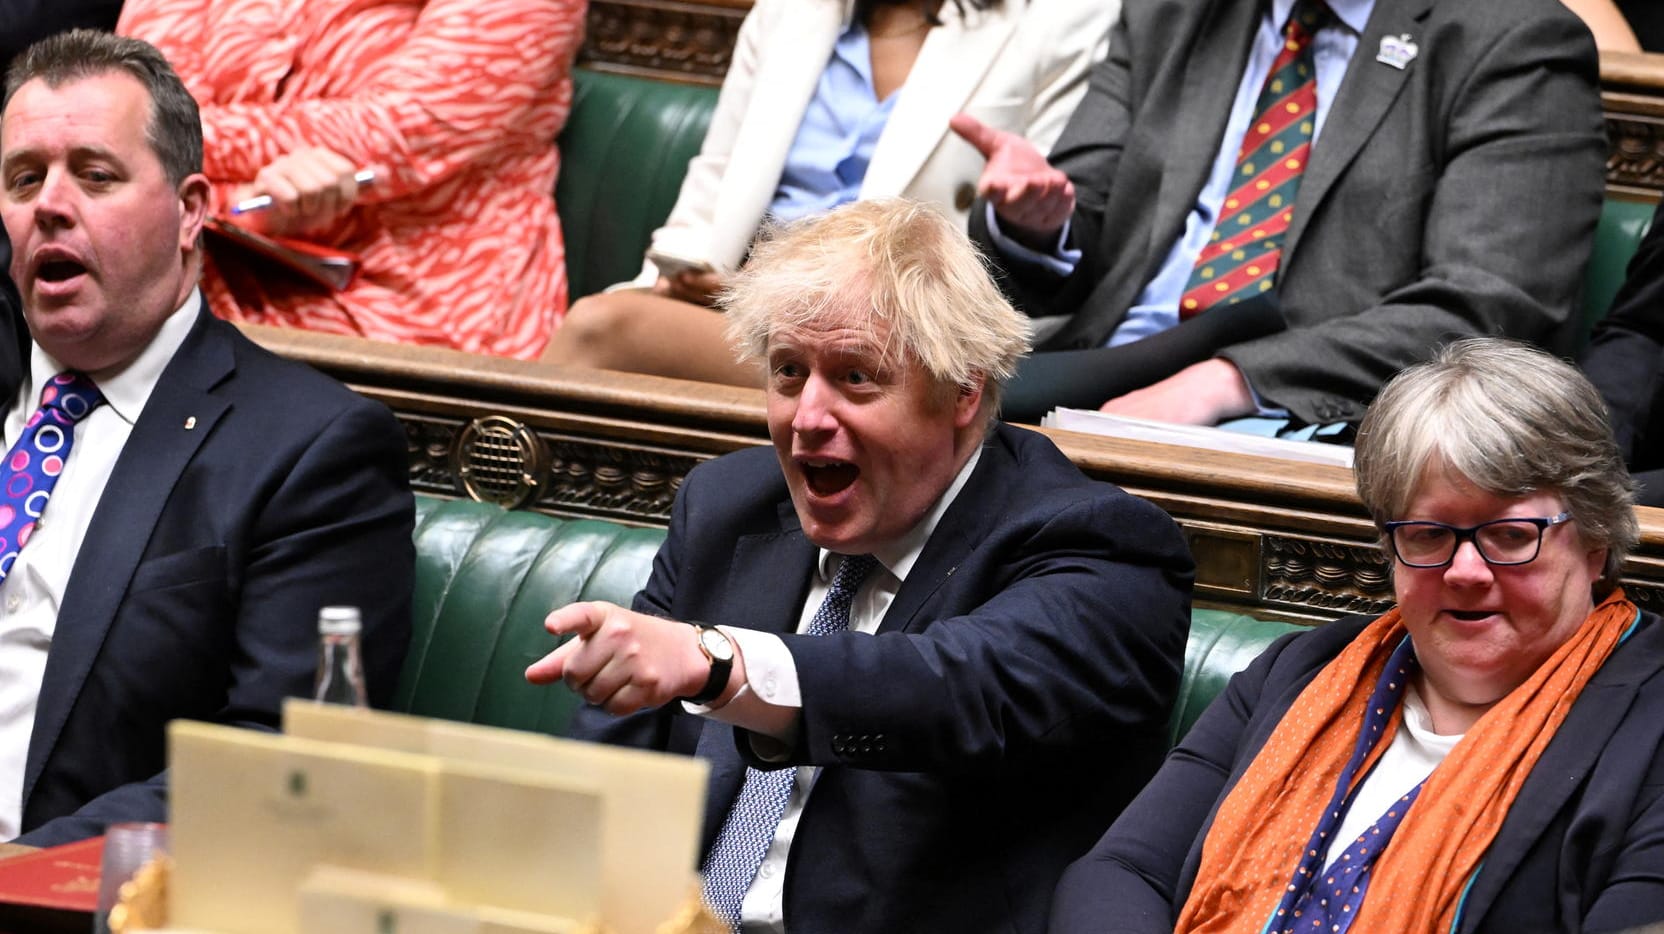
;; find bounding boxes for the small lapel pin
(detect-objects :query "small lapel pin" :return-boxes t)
[184,416,197,430]
[1376,33,1417,70]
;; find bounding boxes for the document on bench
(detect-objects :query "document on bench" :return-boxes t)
[1041,407,1355,468]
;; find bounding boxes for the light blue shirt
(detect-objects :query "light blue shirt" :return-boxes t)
[1108,0,1373,347]
[768,23,899,223]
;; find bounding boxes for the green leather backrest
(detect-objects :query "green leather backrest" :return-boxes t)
[1170,609,1303,745]
[398,496,1307,744]
[398,496,666,734]
[1576,196,1656,352]
[555,68,720,302]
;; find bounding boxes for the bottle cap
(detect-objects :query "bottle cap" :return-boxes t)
[317,605,363,636]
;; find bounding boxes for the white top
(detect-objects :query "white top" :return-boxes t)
[1323,683,1462,872]
[707,447,981,934]
[0,292,198,839]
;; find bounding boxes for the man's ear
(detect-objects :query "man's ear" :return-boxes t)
[954,376,985,429]
[176,172,210,251]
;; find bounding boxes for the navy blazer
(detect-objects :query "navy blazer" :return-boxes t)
[1051,612,1664,934]
[3,306,414,845]
[574,422,1194,933]
[1580,198,1664,505]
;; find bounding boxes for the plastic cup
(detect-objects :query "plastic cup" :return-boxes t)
[94,822,169,934]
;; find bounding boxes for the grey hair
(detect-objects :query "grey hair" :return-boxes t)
[5,30,203,187]
[720,198,1032,420]
[1354,337,1637,594]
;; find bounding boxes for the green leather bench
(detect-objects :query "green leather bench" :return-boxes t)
[395,495,1301,746]
[555,69,719,301]
[1576,195,1655,351]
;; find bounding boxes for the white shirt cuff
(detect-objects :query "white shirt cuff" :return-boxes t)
[723,627,800,707]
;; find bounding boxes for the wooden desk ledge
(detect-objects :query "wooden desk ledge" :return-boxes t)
[241,324,1664,622]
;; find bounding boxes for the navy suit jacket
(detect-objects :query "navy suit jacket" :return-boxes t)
[0,303,414,845]
[1051,612,1664,934]
[1580,199,1664,505]
[573,423,1194,933]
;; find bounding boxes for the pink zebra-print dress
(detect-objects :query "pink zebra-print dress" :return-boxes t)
[120,0,581,358]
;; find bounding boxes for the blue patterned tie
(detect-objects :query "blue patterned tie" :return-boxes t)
[701,553,880,929]
[0,372,104,583]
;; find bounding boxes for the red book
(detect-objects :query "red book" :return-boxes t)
[0,835,102,933]
[204,215,361,291]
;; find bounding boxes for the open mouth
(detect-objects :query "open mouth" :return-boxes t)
[1446,610,1495,622]
[36,259,86,283]
[801,460,859,496]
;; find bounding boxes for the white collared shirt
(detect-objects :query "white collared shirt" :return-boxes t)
[0,291,199,839]
[704,446,982,934]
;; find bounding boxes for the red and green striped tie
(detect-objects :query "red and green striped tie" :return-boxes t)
[1180,0,1330,318]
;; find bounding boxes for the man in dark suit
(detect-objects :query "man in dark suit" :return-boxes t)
[1581,199,1664,506]
[955,0,1606,427]
[528,199,1194,933]
[0,30,412,846]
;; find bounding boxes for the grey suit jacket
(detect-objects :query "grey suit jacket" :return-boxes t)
[974,0,1606,424]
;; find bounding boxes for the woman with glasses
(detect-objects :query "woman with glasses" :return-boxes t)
[1051,337,1664,934]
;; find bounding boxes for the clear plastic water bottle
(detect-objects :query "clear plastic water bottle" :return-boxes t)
[313,606,369,707]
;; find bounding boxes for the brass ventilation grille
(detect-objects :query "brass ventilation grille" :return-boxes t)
[452,416,548,509]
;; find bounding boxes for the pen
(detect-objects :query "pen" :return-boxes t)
[229,168,376,215]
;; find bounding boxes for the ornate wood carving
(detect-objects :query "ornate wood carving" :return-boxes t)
[1605,113,1664,194]
[1261,535,1395,619]
[246,314,1664,629]
[404,412,705,524]
[543,435,698,523]
[581,0,749,85]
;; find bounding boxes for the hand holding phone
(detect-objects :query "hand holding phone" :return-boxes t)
[646,248,715,279]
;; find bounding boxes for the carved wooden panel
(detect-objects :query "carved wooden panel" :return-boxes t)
[247,324,1664,627]
[404,413,706,525]
[1606,111,1664,194]
[581,0,749,85]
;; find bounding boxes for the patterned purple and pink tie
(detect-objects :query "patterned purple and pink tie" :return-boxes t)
[0,372,104,583]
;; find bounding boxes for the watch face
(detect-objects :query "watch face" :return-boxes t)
[700,627,735,662]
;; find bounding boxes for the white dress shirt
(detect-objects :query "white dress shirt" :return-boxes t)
[0,292,199,838]
[694,447,981,933]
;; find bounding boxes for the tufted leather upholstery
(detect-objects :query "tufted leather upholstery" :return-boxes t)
[1170,609,1302,745]
[1578,197,1656,351]
[555,68,720,301]
[396,496,667,734]
[396,496,1306,747]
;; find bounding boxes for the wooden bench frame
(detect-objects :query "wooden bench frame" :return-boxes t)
[244,324,1664,626]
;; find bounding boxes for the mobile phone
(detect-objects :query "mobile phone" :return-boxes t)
[647,248,715,279]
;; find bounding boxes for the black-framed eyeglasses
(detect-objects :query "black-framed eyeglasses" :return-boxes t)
[1382,511,1573,568]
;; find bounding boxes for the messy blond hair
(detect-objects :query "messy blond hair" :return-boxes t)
[721,199,1031,420]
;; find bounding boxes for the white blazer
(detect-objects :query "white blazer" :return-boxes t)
[622,0,1116,287]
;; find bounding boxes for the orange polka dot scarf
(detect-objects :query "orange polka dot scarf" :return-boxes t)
[1175,589,1637,934]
